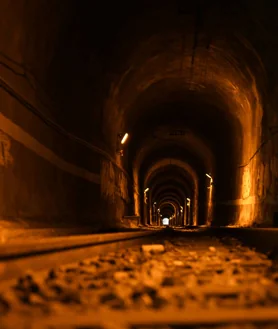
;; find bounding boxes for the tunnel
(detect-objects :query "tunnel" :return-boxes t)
[1,0,278,233]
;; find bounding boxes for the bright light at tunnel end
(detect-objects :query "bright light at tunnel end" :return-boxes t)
[121,133,129,144]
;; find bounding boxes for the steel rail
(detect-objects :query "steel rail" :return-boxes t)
[0,231,157,283]
[2,306,278,329]
[0,231,156,258]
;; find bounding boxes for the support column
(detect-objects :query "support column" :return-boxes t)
[148,194,152,225]
[183,200,187,226]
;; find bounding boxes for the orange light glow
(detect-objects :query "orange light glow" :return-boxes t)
[206,173,213,180]
[206,174,213,225]
[121,133,129,144]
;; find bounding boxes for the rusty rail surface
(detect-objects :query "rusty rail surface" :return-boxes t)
[3,306,278,329]
[0,231,157,283]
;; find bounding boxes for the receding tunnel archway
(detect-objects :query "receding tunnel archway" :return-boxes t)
[158,195,186,226]
[126,85,250,226]
[155,190,185,207]
[130,125,217,226]
[102,1,267,227]
[159,201,177,226]
[152,184,192,226]
[2,0,278,232]
[137,159,200,226]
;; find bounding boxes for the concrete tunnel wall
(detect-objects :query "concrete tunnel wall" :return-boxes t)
[1,1,278,230]
[0,0,130,230]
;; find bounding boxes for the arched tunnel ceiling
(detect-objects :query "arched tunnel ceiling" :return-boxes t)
[103,0,267,151]
[141,160,199,222]
[147,171,193,206]
[144,160,198,191]
[134,129,214,177]
[154,186,188,206]
[98,2,271,217]
[61,1,276,228]
[157,194,184,208]
[135,141,209,184]
[151,181,191,201]
[159,198,181,208]
[81,0,276,227]
[4,0,278,229]
[127,89,242,171]
[160,201,176,216]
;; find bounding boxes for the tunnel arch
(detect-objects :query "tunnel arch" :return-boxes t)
[101,1,268,227]
[157,195,186,226]
[3,0,278,232]
[150,177,193,220]
[137,158,200,226]
[153,186,188,205]
[151,193,183,226]
[144,159,199,190]
[159,200,177,225]
[127,93,243,225]
[154,185,194,226]
[143,182,190,226]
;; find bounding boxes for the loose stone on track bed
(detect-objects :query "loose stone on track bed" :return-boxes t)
[1,234,278,328]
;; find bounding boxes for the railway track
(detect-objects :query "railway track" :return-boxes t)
[0,230,157,283]
[0,228,278,329]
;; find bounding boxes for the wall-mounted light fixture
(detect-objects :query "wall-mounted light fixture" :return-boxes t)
[180,206,183,213]
[121,133,129,144]
[186,198,191,206]
[117,132,129,156]
[144,187,149,204]
[206,173,213,180]
[206,173,213,188]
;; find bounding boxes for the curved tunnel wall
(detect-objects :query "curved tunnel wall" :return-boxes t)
[103,1,271,227]
[0,0,131,230]
[1,0,278,230]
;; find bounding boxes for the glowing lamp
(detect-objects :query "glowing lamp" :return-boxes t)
[121,133,129,144]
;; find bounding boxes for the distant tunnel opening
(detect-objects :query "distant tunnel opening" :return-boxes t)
[162,217,170,226]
